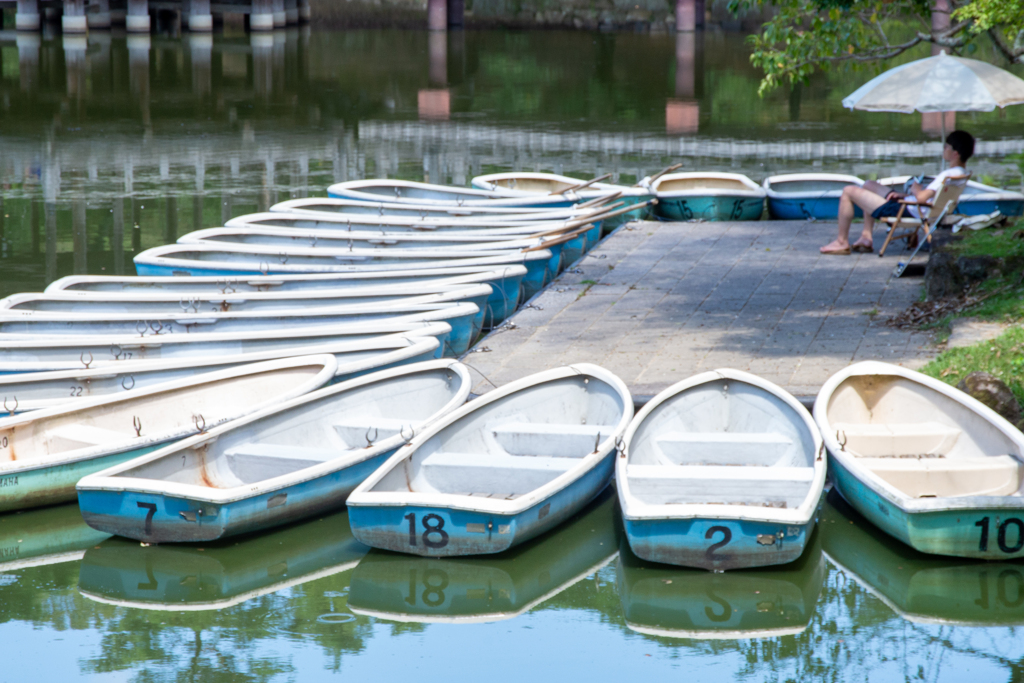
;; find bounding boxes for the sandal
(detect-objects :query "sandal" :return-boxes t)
[821,247,851,255]
[851,244,874,253]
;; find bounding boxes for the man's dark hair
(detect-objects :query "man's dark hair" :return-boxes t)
[946,130,975,163]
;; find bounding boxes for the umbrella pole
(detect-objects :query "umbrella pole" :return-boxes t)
[940,113,947,170]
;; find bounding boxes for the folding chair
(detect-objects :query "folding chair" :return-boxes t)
[877,173,971,258]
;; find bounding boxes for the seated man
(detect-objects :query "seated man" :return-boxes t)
[820,130,974,255]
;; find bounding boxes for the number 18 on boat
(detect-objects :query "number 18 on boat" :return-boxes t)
[346,365,633,556]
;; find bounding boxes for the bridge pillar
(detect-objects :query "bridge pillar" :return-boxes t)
[251,0,274,31]
[62,0,88,33]
[126,0,151,32]
[298,0,310,21]
[189,0,212,30]
[88,0,111,28]
[427,0,445,31]
[446,0,463,28]
[284,0,298,24]
[16,0,40,30]
[272,0,286,27]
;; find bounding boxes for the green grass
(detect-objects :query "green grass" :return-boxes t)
[920,326,1024,405]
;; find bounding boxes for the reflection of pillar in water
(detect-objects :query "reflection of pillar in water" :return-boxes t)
[62,0,87,33]
[190,33,212,98]
[165,196,177,242]
[72,197,87,275]
[296,153,309,198]
[193,155,205,231]
[922,0,953,137]
[427,0,445,31]
[89,0,111,28]
[17,33,40,92]
[284,0,298,24]
[298,0,310,22]
[112,197,124,275]
[252,32,273,99]
[16,0,41,30]
[128,35,152,128]
[272,0,286,27]
[31,198,41,256]
[419,31,450,120]
[272,29,286,88]
[189,0,213,30]
[263,154,277,210]
[64,35,88,101]
[221,193,232,224]
[251,0,275,30]
[126,0,151,32]
[666,31,699,135]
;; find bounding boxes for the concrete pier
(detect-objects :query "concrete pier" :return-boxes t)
[62,0,88,33]
[88,0,112,28]
[126,0,151,32]
[464,220,936,398]
[16,0,40,30]
[251,0,275,31]
[188,0,213,31]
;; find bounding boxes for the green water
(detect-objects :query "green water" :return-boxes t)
[1,28,1023,296]
[2,489,1023,681]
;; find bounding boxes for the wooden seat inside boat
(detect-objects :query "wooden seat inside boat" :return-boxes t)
[652,432,794,466]
[225,443,345,482]
[332,418,414,447]
[658,178,748,193]
[417,421,606,497]
[833,422,961,457]
[627,465,814,508]
[857,454,1023,498]
[48,424,130,451]
[491,423,607,457]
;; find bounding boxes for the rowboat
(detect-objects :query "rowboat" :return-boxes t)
[0,504,110,572]
[273,196,594,220]
[0,302,481,357]
[0,335,440,412]
[347,488,618,623]
[346,364,632,557]
[762,173,865,220]
[616,524,824,639]
[0,355,336,511]
[879,176,1024,217]
[327,179,578,210]
[222,212,603,268]
[471,172,652,229]
[78,508,368,611]
[617,369,826,571]
[643,172,765,222]
[178,228,569,283]
[132,243,555,303]
[2,284,492,339]
[77,360,471,542]
[821,490,1024,626]
[46,268,528,331]
[0,320,452,373]
[814,361,1024,560]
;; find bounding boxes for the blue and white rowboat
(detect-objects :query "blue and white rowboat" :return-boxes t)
[879,176,1024,217]
[0,355,336,511]
[618,369,826,571]
[815,361,1024,560]
[763,173,865,220]
[327,179,577,210]
[77,360,471,543]
[346,364,632,557]
[644,172,766,222]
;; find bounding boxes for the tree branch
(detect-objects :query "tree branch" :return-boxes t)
[987,27,1024,63]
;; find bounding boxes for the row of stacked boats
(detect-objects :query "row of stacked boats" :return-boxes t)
[0,170,1020,598]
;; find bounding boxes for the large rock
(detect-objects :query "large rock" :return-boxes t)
[957,371,1023,428]
[924,251,964,301]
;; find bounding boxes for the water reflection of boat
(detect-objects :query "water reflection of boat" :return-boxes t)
[822,491,1024,627]
[617,525,824,639]
[77,509,368,611]
[0,504,109,571]
[347,489,618,623]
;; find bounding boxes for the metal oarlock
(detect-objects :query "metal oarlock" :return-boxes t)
[3,396,18,416]
[133,416,143,437]
[400,424,415,444]
[837,430,847,452]
[81,351,94,369]
[193,414,207,433]
[364,426,379,448]
[121,375,136,391]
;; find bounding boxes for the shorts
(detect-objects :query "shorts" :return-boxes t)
[871,199,904,219]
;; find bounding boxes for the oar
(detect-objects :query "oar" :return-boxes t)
[526,201,628,239]
[576,191,623,209]
[549,173,613,196]
[634,163,682,188]
[523,199,656,250]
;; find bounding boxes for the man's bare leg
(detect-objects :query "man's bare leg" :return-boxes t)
[821,186,888,253]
